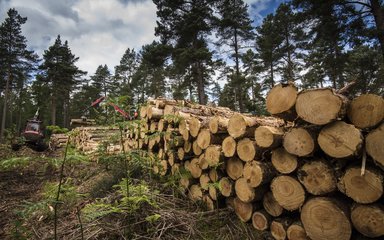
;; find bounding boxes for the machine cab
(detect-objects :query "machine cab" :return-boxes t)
[23,120,44,142]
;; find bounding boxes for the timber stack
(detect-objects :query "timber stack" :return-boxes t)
[70,126,121,154]
[72,84,384,240]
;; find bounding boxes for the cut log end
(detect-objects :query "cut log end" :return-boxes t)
[338,166,383,204]
[348,94,384,129]
[295,88,347,125]
[301,197,351,240]
[318,121,363,159]
[351,203,384,238]
[271,148,298,174]
[283,128,315,157]
[297,159,337,195]
[222,136,236,157]
[271,176,305,211]
[237,138,256,162]
[366,123,384,169]
[266,83,298,117]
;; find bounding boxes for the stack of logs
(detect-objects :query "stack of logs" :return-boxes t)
[72,83,384,240]
[70,126,122,155]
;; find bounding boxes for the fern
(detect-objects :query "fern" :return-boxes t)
[0,157,30,170]
[81,201,123,222]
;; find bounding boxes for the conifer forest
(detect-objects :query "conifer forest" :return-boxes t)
[0,1,383,240]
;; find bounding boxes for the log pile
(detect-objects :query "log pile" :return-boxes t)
[70,126,121,154]
[71,87,384,239]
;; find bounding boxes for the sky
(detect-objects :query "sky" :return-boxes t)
[0,0,283,77]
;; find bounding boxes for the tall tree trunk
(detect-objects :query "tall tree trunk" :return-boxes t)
[270,61,275,88]
[196,61,205,104]
[234,29,244,112]
[370,0,384,58]
[285,26,294,81]
[51,94,56,126]
[16,86,24,133]
[0,75,11,142]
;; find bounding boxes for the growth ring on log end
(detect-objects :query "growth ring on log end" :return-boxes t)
[295,88,346,125]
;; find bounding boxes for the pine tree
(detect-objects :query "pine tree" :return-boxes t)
[114,48,138,100]
[0,8,38,142]
[292,0,349,89]
[255,14,284,89]
[214,0,254,112]
[274,3,307,82]
[38,35,86,126]
[153,0,215,104]
[131,41,170,103]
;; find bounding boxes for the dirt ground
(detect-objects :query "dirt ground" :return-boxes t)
[0,146,60,239]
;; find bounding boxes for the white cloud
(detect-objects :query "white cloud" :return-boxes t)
[0,0,157,76]
[0,0,281,77]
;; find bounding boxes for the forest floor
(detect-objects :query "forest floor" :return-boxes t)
[0,144,264,240]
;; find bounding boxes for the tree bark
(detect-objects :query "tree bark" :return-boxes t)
[370,0,384,58]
